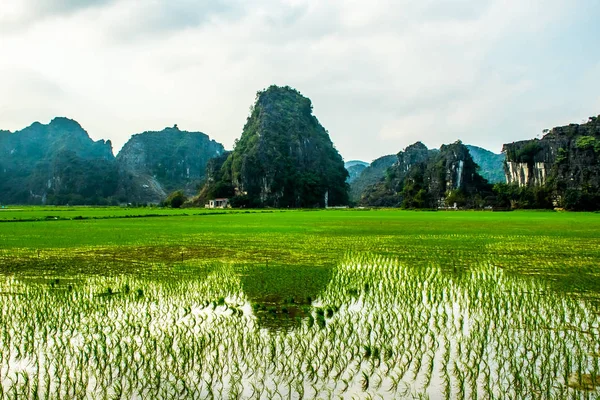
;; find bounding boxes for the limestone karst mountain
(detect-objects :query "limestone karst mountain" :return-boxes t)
[465,145,505,184]
[348,155,397,203]
[358,141,492,208]
[213,85,349,207]
[0,119,225,205]
[344,160,369,184]
[116,126,224,203]
[502,115,600,209]
[0,117,117,205]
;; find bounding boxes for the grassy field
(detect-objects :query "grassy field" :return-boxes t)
[0,208,599,398]
[0,205,231,222]
[1,208,598,288]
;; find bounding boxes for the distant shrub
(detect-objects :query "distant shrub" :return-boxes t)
[563,189,600,211]
[575,136,599,152]
[163,190,187,208]
[556,148,568,163]
[514,141,542,163]
[492,183,552,209]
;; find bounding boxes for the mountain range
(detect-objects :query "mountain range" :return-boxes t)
[1,85,598,210]
[0,119,223,205]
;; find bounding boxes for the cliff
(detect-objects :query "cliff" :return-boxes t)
[360,141,492,208]
[0,117,118,205]
[191,151,234,205]
[503,115,600,209]
[217,85,348,207]
[0,118,225,205]
[116,125,225,203]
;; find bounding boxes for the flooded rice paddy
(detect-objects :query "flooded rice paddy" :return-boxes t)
[0,210,599,398]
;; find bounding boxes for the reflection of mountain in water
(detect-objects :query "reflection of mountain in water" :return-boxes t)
[238,263,333,330]
[3,256,599,398]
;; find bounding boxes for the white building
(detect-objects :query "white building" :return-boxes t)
[206,198,229,209]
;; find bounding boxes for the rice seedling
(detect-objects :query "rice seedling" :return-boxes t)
[0,209,599,398]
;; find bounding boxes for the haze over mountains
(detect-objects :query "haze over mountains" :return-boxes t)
[0,118,223,205]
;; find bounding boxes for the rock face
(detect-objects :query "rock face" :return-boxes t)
[0,118,226,205]
[360,141,492,208]
[503,116,600,209]
[348,155,397,202]
[192,151,234,205]
[0,117,118,205]
[218,85,348,207]
[465,145,505,184]
[116,126,224,203]
[503,140,554,187]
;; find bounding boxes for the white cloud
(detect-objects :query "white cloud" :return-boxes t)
[0,0,598,160]
[0,0,115,31]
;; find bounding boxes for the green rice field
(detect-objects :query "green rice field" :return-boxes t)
[0,208,599,398]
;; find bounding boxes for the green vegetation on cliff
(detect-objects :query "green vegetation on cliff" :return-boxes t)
[216,85,348,207]
[359,141,493,208]
[193,151,235,205]
[0,119,226,206]
[503,115,600,210]
[117,125,224,204]
[348,155,397,203]
[0,118,118,205]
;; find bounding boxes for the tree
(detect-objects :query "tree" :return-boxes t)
[163,190,187,208]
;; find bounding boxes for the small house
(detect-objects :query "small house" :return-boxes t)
[206,198,229,209]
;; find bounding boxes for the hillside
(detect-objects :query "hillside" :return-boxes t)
[348,155,397,203]
[465,145,505,184]
[345,161,368,184]
[359,141,492,208]
[116,126,224,203]
[215,85,348,207]
[0,117,118,205]
[502,115,600,210]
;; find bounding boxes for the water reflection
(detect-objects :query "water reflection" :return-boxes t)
[238,263,333,330]
[0,254,599,398]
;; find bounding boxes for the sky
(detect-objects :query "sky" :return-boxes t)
[1,0,599,162]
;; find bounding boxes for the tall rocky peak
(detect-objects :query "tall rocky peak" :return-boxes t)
[219,85,348,207]
[116,126,225,201]
[1,117,114,162]
[429,141,488,198]
[0,118,117,205]
[395,142,433,174]
[503,115,600,209]
[359,141,492,208]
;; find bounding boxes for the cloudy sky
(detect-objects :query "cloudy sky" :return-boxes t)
[1,0,599,161]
